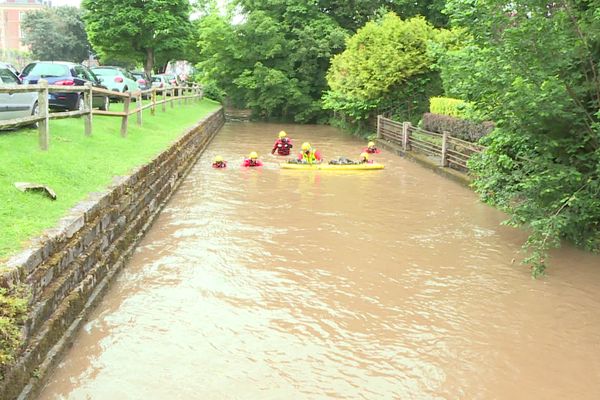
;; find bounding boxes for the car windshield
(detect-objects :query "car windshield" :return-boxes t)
[92,68,119,76]
[22,63,69,78]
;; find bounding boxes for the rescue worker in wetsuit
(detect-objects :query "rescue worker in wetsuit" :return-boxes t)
[364,141,381,154]
[271,131,293,156]
[359,152,372,164]
[297,142,322,164]
[243,151,263,167]
[212,155,227,168]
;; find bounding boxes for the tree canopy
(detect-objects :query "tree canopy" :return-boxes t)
[440,0,600,275]
[82,0,194,75]
[323,13,445,128]
[21,6,90,63]
[195,0,448,122]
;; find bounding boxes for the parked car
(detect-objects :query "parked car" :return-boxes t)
[131,71,151,91]
[0,62,38,126]
[131,71,152,99]
[91,66,140,98]
[157,73,181,87]
[20,61,110,111]
[151,75,173,91]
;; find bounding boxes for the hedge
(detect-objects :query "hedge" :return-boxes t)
[422,112,494,142]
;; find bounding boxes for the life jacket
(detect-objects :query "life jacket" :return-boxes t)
[364,146,380,154]
[243,158,263,167]
[299,149,320,163]
[212,161,227,168]
[273,138,293,155]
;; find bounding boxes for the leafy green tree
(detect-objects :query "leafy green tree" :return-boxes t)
[195,0,448,122]
[441,0,600,275]
[21,6,90,63]
[197,1,347,121]
[323,13,445,129]
[82,0,193,76]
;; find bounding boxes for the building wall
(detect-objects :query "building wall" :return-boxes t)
[0,1,46,52]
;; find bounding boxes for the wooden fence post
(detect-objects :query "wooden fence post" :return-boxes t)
[441,131,449,167]
[37,80,49,150]
[376,115,382,139]
[402,122,410,151]
[136,94,143,126]
[121,94,130,137]
[162,89,166,112]
[84,83,93,136]
[170,88,175,108]
[151,88,156,116]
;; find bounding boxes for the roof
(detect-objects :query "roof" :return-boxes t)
[30,61,79,66]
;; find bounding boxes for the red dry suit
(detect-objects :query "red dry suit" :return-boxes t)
[212,161,227,168]
[271,138,293,155]
[363,146,381,154]
[243,159,263,167]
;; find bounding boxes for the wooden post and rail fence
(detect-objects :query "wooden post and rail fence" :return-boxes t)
[376,115,486,172]
[0,81,204,150]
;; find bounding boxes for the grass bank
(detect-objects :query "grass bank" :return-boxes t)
[0,98,221,262]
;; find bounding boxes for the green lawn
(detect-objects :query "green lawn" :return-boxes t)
[0,98,221,262]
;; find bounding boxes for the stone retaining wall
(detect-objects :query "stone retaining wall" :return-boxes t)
[0,107,225,400]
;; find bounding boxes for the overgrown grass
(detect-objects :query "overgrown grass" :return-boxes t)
[0,98,221,262]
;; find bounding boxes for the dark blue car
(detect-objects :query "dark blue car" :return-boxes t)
[20,61,110,111]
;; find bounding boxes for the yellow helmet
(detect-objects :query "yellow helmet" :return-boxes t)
[301,142,311,151]
[249,151,258,159]
[361,152,369,159]
[214,155,224,163]
[368,141,375,147]
[278,130,287,138]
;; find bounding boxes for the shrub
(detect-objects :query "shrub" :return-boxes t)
[422,112,494,142]
[429,96,472,118]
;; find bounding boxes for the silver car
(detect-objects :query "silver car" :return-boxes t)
[0,62,38,127]
[151,75,173,90]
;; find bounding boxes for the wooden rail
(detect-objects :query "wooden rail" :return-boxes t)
[376,115,486,172]
[0,80,204,150]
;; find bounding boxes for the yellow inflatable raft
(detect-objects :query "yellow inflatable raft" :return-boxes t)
[281,162,384,171]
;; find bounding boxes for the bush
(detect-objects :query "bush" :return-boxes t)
[422,112,494,142]
[429,96,472,118]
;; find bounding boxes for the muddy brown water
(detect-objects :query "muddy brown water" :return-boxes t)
[37,123,600,400]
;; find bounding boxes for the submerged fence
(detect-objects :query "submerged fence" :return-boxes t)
[376,115,485,172]
[0,81,203,150]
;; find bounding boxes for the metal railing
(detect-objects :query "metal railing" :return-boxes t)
[0,81,204,150]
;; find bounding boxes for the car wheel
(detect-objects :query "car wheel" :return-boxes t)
[76,96,85,111]
[100,96,110,111]
[29,102,39,128]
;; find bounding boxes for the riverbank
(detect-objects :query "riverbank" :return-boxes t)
[0,107,225,400]
[0,98,221,262]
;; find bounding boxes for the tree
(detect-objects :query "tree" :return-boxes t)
[197,1,347,121]
[82,0,193,76]
[195,0,448,122]
[21,6,90,63]
[440,0,600,275]
[323,13,445,129]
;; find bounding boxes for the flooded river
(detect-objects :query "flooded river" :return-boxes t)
[38,122,600,399]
